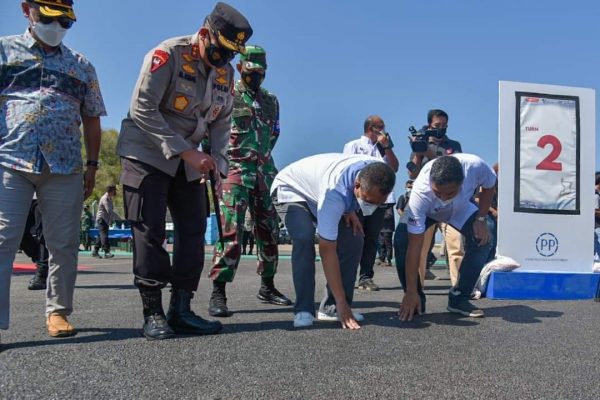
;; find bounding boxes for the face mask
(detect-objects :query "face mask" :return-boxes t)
[31,19,67,47]
[438,196,455,207]
[357,198,379,216]
[205,41,234,68]
[406,189,412,195]
[242,71,265,91]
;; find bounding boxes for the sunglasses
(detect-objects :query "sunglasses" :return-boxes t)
[37,14,74,29]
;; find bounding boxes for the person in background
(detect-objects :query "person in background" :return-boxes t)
[376,204,395,266]
[92,185,121,259]
[19,198,49,291]
[343,115,399,291]
[594,173,600,261]
[241,209,255,255]
[406,109,463,286]
[80,204,94,251]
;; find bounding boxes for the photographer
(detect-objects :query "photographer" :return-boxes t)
[343,115,398,291]
[405,109,463,287]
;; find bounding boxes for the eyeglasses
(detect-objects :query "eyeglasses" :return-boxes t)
[35,8,74,29]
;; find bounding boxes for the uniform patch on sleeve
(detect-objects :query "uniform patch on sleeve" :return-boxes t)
[150,49,169,73]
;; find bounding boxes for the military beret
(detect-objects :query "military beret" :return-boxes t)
[240,45,267,70]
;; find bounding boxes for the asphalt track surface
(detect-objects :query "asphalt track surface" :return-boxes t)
[2,251,600,399]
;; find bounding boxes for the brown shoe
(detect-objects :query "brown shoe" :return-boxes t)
[46,313,76,337]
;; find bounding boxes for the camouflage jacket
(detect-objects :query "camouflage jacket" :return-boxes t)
[225,80,280,190]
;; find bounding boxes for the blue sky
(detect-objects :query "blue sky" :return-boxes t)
[1,0,598,175]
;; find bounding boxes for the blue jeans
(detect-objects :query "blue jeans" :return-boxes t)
[394,212,493,302]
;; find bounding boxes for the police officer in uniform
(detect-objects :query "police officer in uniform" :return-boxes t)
[208,45,292,317]
[117,2,252,340]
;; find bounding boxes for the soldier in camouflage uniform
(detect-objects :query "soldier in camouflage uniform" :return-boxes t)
[208,45,292,317]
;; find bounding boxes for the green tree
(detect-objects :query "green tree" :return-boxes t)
[82,129,124,218]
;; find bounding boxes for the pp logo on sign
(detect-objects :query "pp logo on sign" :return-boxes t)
[536,233,559,257]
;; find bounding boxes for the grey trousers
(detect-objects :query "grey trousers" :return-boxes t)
[274,200,363,315]
[0,165,83,329]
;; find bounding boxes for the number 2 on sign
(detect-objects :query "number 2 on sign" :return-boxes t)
[536,135,562,171]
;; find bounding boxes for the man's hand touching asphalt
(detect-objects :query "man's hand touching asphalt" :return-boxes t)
[399,292,422,322]
[337,302,360,330]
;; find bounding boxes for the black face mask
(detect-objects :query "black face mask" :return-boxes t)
[206,42,234,68]
[241,71,264,91]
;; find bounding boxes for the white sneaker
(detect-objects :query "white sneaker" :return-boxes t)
[293,312,315,328]
[316,310,365,322]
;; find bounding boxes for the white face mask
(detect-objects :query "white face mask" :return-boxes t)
[438,196,456,207]
[31,19,67,47]
[357,198,379,216]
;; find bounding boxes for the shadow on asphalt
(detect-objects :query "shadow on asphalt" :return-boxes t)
[356,304,563,328]
[12,270,130,276]
[74,284,136,290]
[482,305,563,323]
[0,328,142,351]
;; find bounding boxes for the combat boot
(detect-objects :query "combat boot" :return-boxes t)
[208,281,233,317]
[28,261,48,290]
[257,276,293,306]
[167,288,222,335]
[139,288,175,341]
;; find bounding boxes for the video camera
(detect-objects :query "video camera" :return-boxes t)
[408,125,446,153]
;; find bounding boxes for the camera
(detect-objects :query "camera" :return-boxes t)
[408,125,446,153]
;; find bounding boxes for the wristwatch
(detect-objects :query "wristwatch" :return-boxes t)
[86,160,99,168]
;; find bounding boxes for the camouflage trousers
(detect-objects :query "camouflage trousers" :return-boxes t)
[209,183,278,282]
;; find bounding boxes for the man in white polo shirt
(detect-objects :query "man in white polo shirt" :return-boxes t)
[271,153,396,328]
[343,115,399,291]
[396,154,496,321]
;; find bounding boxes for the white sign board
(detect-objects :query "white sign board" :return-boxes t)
[498,81,595,272]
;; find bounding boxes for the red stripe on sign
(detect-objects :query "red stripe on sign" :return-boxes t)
[12,263,92,272]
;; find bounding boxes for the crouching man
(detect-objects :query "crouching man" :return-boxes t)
[271,153,395,328]
[396,154,496,321]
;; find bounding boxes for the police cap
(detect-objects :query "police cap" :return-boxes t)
[29,0,76,21]
[207,2,252,54]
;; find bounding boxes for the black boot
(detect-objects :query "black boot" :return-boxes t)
[167,288,223,335]
[28,261,48,290]
[139,288,175,341]
[208,281,233,317]
[257,277,293,305]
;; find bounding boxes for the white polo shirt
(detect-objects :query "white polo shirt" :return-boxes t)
[405,153,496,234]
[271,153,382,241]
[343,135,395,204]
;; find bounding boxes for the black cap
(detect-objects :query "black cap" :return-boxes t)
[30,0,76,21]
[207,2,252,54]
